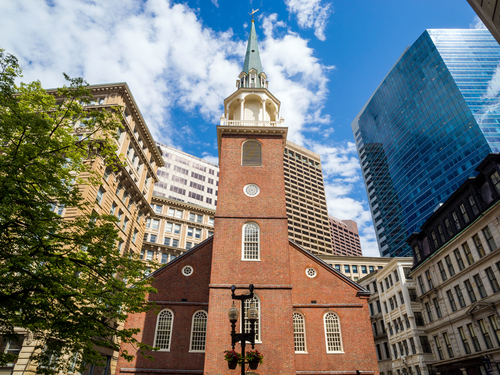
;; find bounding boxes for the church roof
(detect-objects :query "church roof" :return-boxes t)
[242,20,263,75]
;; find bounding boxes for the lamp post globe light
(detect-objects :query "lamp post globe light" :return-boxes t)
[227,284,261,374]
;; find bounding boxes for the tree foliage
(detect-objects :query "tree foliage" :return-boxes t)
[0,49,157,374]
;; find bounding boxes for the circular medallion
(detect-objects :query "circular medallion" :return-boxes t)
[306,267,317,278]
[182,265,194,277]
[244,184,260,197]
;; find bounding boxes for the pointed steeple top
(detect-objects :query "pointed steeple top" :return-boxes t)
[242,20,263,75]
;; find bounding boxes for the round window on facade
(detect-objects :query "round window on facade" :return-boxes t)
[244,184,260,197]
[182,265,194,277]
[306,267,317,278]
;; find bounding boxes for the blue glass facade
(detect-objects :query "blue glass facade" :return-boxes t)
[353,29,500,257]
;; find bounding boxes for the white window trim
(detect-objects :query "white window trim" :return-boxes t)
[241,222,260,261]
[153,309,174,352]
[189,310,208,353]
[240,293,262,343]
[324,312,344,354]
[293,312,308,353]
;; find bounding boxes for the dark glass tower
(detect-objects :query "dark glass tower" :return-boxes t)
[353,29,500,257]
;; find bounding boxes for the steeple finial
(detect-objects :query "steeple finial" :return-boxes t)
[242,15,263,75]
[249,8,259,20]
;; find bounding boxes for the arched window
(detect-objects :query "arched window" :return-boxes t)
[324,312,343,353]
[293,313,307,352]
[154,309,174,350]
[243,294,261,342]
[242,140,262,166]
[242,222,260,260]
[189,310,208,352]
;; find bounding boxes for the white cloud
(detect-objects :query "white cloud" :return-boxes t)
[201,152,219,166]
[470,15,487,30]
[285,0,332,41]
[211,0,219,8]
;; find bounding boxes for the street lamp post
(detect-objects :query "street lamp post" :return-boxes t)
[227,284,258,375]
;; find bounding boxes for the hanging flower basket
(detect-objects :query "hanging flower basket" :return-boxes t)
[246,350,263,370]
[224,350,243,369]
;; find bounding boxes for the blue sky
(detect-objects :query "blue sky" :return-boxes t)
[0,0,484,256]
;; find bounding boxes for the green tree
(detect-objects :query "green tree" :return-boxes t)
[0,49,157,374]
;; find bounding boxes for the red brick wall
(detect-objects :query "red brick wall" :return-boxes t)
[290,243,380,374]
[115,239,213,374]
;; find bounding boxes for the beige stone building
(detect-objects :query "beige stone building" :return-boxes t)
[409,154,500,375]
[329,215,363,256]
[0,83,163,375]
[358,258,436,375]
[141,195,215,265]
[318,254,391,281]
[284,140,334,255]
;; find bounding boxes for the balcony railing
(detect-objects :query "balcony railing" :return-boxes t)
[219,118,284,127]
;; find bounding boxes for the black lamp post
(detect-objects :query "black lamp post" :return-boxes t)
[228,284,258,374]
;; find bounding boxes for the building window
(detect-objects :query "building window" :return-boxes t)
[431,230,438,247]
[452,211,461,230]
[438,225,446,243]
[447,290,457,312]
[455,285,466,308]
[425,270,433,289]
[479,319,493,349]
[458,326,471,354]
[473,234,486,258]
[132,230,138,243]
[324,312,343,353]
[244,295,260,342]
[486,267,499,293]
[408,289,417,302]
[469,195,479,215]
[186,242,193,250]
[242,140,262,166]
[242,222,260,260]
[474,274,487,299]
[161,253,168,264]
[96,186,105,205]
[443,332,454,358]
[409,337,416,354]
[433,298,442,319]
[293,313,307,352]
[460,203,470,224]
[454,248,465,271]
[420,336,432,353]
[489,315,500,346]
[1,335,24,366]
[417,276,426,294]
[151,219,159,230]
[467,323,481,352]
[352,265,358,273]
[483,226,497,251]
[444,218,453,237]
[149,235,157,243]
[425,302,433,322]
[434,336,444,360]
[437,261,447,282]
[394,270,399,283]
[491,170,500,194]
[189,310,208,352]
[361,265,367,274]
[463,242,474,265]
[154,309,174,350]
[464,279,477,303]
[345,265,350,273]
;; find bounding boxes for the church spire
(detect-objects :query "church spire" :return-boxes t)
[242,19,263,75]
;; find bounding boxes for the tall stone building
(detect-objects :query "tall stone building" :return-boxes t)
[284,141,334,255]
[409,153,500,374]
[116,18,379,375]
[329,215,363,256]
[0,83,164,375]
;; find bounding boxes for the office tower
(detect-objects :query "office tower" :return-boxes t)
[117,18,379,375]
[329,215,363,256]
[284,140,334,254]
[353,29,500,257]
[153,142,219,210]
[467,0,500,44]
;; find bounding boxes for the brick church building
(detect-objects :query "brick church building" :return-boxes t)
[116,18,379,375]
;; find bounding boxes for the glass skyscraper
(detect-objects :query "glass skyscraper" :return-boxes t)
[353,29,500,257]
